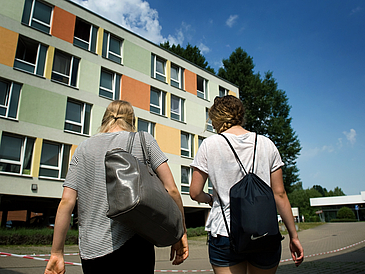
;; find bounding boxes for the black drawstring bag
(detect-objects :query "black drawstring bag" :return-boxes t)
[217,133,283,253]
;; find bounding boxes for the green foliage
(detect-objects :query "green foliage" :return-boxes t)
[0,228,78,245]
[330,218,358,222]
[160,41,216,74]
[288,187,323,220]
[186,226,207,238]
[218,48,301,193]
[313,185,345,197]
[337,207,356,219]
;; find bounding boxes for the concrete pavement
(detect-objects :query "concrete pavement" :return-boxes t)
[0,222,364,273]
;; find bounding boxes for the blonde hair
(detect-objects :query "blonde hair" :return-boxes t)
[208,95,245,133]
[99,100,136,133]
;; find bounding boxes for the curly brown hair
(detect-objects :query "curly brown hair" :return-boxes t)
[208,95,245,133]
[99,100,136,133]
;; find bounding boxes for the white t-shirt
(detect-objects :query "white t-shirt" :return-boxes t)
[190,132,284,237]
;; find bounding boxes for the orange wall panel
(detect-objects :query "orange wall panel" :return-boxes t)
[51,7,76,43]
[185,69,197,95]
[0,27,18,67]
[121,75,150,111]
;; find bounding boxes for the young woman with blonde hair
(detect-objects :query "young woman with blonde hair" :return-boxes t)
[190,95,303,274]
[45,100,188,274]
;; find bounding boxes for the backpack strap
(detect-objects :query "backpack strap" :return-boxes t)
[251,133,258,173]
[218,133,248,175]
[126,132,136,153]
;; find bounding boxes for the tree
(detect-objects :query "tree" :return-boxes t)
[327,187,345,196]
[160,42,216,74]
[288,187,322,221]
[313,185,328,196]
[337,207,355,219]
[218,48,301,193]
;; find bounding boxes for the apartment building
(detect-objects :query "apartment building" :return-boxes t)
[0,0,238,228]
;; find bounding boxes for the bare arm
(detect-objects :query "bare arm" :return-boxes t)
[44,187,77,274]
[155,162,189,265]
[271,168,304,267]
[189,167,213,206]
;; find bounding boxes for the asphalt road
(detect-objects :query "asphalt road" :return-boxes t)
[1,222,365,273]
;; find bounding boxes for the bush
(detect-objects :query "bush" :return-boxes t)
[187,226,207,238]
[330,218,358,222]
[0,228,78,245]
[337,207,356,219]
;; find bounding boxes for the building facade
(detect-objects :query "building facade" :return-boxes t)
[0,0,239,227]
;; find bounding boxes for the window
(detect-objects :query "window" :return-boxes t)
[181,132,193,158]
[206,108,214,132]
[150,88,166,116]
[99,68,121,100]
[198,136,205,148]
[51,50,80,87]
[138,119,155,136]
[171,95,184,122]
[0,79,22,119]
[102,31,123,63]
[73,18,98,52]
[0,133,35,175]
[197,75,208,100]
[39,141,71,180]
[21,0,53,33]
[219,86,229,97]
[181,166,191,194]
[171,64,184,89]
[151,54,166,82]
[14,35,47,76]
[208,178,213,195]
[64,99,91,135]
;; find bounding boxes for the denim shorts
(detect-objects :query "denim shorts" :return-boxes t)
[208,234,281,269]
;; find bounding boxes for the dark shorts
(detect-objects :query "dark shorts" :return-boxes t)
[81,234,155,273]
[208,234,281,269]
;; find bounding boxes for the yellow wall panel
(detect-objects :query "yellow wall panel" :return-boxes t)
[166,60,171,85]
[31,138,43,178]
[228,90,237,97]
[97,28,104,56]
[155,124,180,155]
[45,46,55,79]
[0,27,18,67]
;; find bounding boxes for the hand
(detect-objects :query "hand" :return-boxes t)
[44,253,65,274]
[170,233,189,265]
[289,237,304,267]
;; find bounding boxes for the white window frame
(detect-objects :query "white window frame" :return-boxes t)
[64,99,91,136]
[0,79,21,120]
[73,18,97,52]
[14,35,47,76]
[39,141,70,180]
[150,88,165,116]
[152,54,166,82]
[171,63,183,89]
[181,131,193,158]
[219,86,229,97]
[171,95,184,122]
[181,166,192,194]
[104,31,123,63]
[208,178,213,195]
[197,75,208,100]
[52,50,79,87]
[23,0,53,33]
[99,68,120,100]
[137,119,155,136]
[206,108,214,132]
[0,134,34,176]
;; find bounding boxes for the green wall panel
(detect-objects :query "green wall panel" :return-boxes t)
[78,60,100,95]
[18,84,66,129]
[123,40,151,76]
[0,0,24,22]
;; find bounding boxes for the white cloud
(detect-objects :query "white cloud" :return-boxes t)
[226,15,238,28]
[351,6,363,15]
[199,43,210,54]
[70,0,183,45]
[343,129,356,145]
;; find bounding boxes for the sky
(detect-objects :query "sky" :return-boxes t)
[70,0,365,195]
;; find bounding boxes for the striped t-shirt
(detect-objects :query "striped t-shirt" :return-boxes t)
[63,131,168,260]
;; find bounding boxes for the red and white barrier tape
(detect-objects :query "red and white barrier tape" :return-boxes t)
[1,239,364,272]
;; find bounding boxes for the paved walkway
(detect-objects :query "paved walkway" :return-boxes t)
[0,222,364,273]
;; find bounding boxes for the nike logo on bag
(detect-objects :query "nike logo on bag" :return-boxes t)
[251,233,268,240]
